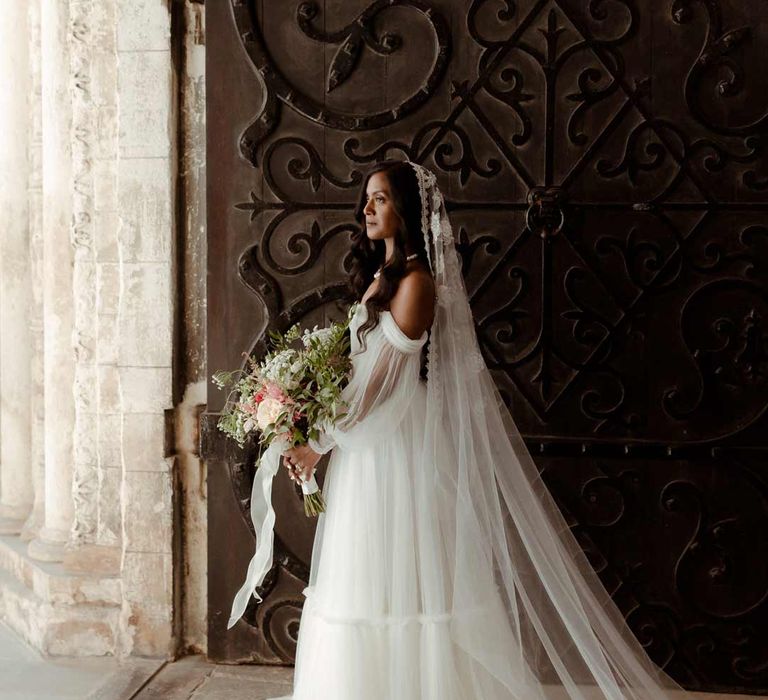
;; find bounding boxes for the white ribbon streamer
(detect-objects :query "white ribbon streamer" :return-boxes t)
[228,443,322,629]
[227,440,282,629]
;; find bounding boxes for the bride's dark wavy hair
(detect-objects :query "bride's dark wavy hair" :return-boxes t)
[347,160,431,360]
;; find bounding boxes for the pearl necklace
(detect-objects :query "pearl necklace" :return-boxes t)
[373,253,419,279]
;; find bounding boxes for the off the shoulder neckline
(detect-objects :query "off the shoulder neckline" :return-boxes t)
[352,300,391,317]
[351,302,428,343]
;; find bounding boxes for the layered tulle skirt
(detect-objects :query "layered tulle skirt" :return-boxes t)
[278,385,517,700]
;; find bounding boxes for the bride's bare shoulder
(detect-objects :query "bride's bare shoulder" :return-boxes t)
[389,268,435,339]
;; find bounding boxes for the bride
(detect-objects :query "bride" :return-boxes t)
[231,160,692,699]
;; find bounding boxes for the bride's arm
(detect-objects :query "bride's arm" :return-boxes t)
[308,272,434,454]
[388,271,435,340]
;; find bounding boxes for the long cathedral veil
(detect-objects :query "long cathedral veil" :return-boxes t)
[410,161,690,699]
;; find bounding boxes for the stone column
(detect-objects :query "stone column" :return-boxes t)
[0,0,34,534]
[21,0,48,543]
[28,0,76,562]
[68,0,99,551]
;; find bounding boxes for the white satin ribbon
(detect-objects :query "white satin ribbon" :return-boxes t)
[227,443,321,630]
[227,440,282,629]
[301,474,320,495]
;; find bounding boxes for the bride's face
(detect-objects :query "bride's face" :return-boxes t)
[363,172,399,241]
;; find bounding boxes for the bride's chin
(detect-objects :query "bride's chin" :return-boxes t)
[366,228,393,242]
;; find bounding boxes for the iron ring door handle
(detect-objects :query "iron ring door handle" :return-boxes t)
[525,187,566,239]
[525,200,565,239]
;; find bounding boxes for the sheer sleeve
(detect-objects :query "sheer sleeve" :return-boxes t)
[308,312,427,454]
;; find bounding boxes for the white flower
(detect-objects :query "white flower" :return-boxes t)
[262,348,301,383]
[302,326,333,347]
[256,397,284,431]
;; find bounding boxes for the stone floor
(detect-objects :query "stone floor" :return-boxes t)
[2,621,765,700]
[0,621,122,700]
[0,621,293,700]
[91,654,293,700]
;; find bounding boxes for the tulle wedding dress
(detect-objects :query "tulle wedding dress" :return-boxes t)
[230,162,692,700]
[290,303,477,699]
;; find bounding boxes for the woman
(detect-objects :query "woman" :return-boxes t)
[251,161,691,699]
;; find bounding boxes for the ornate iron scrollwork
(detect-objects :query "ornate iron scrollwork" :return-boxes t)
[211,0,768,685]
[231,0,451,166]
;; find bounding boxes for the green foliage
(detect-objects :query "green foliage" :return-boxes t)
[212,313,353,450]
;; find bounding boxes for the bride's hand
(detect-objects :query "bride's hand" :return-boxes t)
[283,444,322,484]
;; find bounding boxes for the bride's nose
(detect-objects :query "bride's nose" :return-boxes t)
[363,198,374,216]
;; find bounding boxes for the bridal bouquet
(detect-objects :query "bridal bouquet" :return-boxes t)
[213,317,352,516]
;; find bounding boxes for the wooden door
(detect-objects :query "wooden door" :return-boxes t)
[204,1,768,692]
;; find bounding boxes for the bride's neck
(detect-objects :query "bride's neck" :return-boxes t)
[384,238,395,262]
[383,239,413,262]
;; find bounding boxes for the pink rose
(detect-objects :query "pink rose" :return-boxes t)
[264,383,288,402]
[256,397,284,431]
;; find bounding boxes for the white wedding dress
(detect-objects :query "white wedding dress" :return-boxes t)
[234,161,690,700]
[282,302,516,700]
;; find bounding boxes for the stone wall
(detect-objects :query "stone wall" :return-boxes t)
[0,0,206,657]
